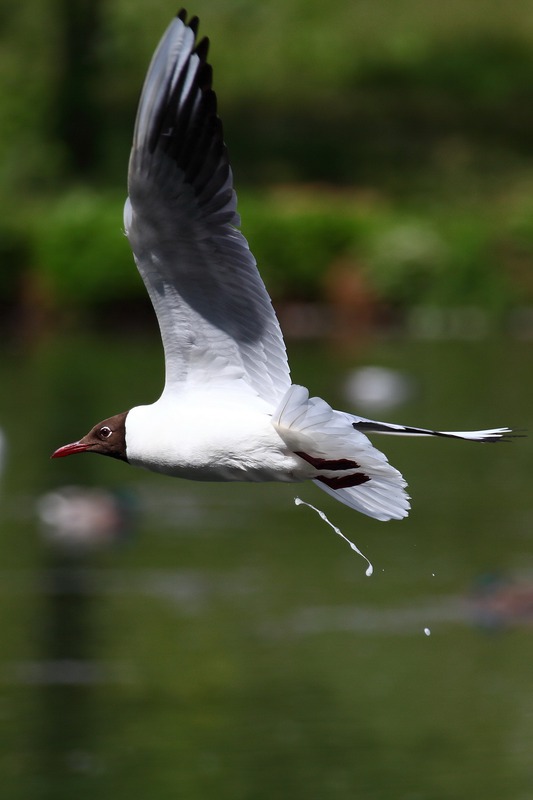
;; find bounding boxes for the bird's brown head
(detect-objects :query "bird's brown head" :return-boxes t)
[51,412,128,462]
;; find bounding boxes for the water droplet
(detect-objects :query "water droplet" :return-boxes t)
[294,497,373,577]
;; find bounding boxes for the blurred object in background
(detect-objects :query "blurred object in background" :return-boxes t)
[344,365,415,412]
[470,572,533,631]
[324,255,380,346]
[0,426,6,480]
[27,483,138,783]
[37,486,137,552]
[408,305,491,340]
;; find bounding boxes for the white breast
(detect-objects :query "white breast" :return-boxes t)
[124,391,303,483]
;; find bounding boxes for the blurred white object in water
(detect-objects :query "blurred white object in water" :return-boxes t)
[37,486,134,550]
[344,366,414,412]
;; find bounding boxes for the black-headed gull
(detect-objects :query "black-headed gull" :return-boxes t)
[51,11,512,522]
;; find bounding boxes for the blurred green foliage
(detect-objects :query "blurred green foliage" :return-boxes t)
[34,191,136,302]
[2,0,533,323]
[16,186,525,319]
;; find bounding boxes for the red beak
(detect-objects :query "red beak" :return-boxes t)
[51,441,90,459]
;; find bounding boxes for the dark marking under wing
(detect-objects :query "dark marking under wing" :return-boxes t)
[317,474,371,489]
[295,451,361,471]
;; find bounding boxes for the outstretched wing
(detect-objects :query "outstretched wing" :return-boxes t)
[125,11,291,406]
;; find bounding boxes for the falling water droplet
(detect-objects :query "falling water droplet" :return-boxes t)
[294,497,373,576]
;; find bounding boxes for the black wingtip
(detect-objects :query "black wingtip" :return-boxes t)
[176,9,200,37]
[176,8,200,36]
[194,36,210,63]
[197,60,213,93]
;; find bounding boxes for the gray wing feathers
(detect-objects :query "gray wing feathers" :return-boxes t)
[125,12,290,405]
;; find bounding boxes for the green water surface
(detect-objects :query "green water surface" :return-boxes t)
[0,334,531,800]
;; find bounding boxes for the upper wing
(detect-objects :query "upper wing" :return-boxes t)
[124,11,291,406]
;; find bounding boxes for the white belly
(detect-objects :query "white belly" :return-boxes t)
[125,394,306,483]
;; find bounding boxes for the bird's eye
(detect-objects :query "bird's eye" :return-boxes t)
[100,426,112,439]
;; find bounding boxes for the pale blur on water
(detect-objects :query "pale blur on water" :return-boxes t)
[0,334,531,800]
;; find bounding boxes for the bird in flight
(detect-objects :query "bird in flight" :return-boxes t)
[52,10,512,521]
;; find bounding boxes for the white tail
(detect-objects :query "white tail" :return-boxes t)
[272,384,514,521]
[272,386,410,521]
[351,418,514,442]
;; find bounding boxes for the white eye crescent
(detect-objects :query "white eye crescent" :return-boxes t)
[100,426,112,439]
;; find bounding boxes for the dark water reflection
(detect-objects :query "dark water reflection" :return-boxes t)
[0,335,532,799]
